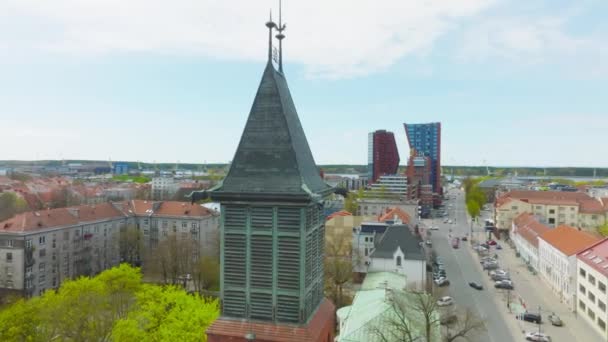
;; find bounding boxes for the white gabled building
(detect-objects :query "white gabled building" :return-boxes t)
[511,213,550,272]
[577,239,608,339]
[538,225,600,310]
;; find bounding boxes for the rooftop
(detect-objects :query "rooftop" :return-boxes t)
[371,224,424,261]
[577,238,608,277]
[540,225,601,256]
[512,213,551,248]
[378,207,411,225]
[497,190,606,213]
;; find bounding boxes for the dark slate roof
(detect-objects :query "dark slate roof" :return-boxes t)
[213,62,331,200]
[360,223,388,235]
[371,224,425,261]
[478,179,501,188]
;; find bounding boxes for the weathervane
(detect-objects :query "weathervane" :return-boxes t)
[265,10,277,62]
[275,0,286,73]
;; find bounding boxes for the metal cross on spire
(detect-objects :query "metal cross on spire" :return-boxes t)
[275,0,286,73]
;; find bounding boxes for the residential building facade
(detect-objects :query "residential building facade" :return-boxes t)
[495,191,608,233]
[0,200,219,298]
[538,226,601,310]
[577,239,608,338]
[511,212,550,272]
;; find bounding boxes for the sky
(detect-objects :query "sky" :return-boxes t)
[0,0,607,167]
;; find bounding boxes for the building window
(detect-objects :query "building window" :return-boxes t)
[589,274,596,285]
[589,292,596,303]
[191,222,198,229]
[599,300,606,312]
[600,282,606,293]
[6,252,12,262]
[396,256,402,266]
[536,206,542,210]
[599,318,607,331]
[6,240,13,247]
[39,249,46,257]
[588,308,596,320]
[364,248,368,256]
[39,236,46,245]
[143,219,149,225]
[580,268,587,277]
[511,206,518,210]
[592,215,598,220]
[548,218,555,225]
[39,263,45,272]
[549,209,555,214]
[63,231,69,240]
[364,237,368,242]
[182,222,188,228]
[580,284,586,294]
[26,239,33,248]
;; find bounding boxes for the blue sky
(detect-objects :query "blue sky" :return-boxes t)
[0,0,606,167]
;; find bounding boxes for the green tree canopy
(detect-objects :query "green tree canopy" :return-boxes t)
[0,264,219,342]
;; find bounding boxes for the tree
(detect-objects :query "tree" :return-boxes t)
[344,192,359,214]
[466,200,480,221]
[0,192,29,221]
[118,225,144,266]
[598,221,608,237]
[192,256,220,293]
[324,229,353,308]
[369,290,441,342]
[443,308,486,342]
[0,264,219,341]
[144,234,199,286]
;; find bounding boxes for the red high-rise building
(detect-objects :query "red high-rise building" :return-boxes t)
[368,130,400,183]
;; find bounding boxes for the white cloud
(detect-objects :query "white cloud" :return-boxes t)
[0,0,496,78]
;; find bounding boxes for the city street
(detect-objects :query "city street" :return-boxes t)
[426,188,517,342]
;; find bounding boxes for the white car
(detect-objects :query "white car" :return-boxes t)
[525,332,551,342]
[436,296,454,307]
[448,219,453,224]
[425,240,432,246]
[491,269,509,277]
[430,226,439,230]
[495,279,513,286]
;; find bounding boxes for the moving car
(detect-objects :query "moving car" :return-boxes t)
[469,282,483,290]
[437,296,454,307]
[523,313,542,324]
[451,237,460,249]
[448,219,454,224]
[525,332,551,341]
[443,218,449,223]
[495,281,514,290]
[430,226,439,230]
[548,313,563,326]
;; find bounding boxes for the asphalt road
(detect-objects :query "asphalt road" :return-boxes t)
[427,188,517,342]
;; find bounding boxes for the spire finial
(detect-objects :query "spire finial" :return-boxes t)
[275,0,286,73]
[265,9,276,62]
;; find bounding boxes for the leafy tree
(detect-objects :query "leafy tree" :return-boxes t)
[324,256,352,309]
[344,192,359,214]
[192,256,220,293]
[598,221,608,237]
[118,225,144,266]
[443,308,486,342]
[0,264,219,342]
[0,192,29,221]
[466,200,481,221]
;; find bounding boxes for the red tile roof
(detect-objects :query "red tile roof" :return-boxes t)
[497,190,607,213]
[326,210,352,221]
[378,207,411,224]
[577,238,608,277]
[540,225,601,256]
[512,213,551,248]
[579,198,606,214]
[206,299,335,342]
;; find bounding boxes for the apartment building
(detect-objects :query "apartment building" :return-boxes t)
[496,191,607,233]
[511,212,551,272]
[0,200,219,298]
[538,226,601,310]
[577,239,608,338]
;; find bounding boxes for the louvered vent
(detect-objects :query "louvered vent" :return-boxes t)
[250,235,273,289]
[224,206,246,231]
[305,232,313,287]
[250,292,273,320]
[251,207,273,232]
[224,233,246,287]
[278,236,300,290]
[278,208,301,231]
[306,206,314,231]
[277,295,300,323]
[223,290,246,317]
[305,290,313,319]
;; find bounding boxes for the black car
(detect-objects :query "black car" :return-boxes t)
[523,313,542,324]
[469,282,483,290]
[495,282,514,290]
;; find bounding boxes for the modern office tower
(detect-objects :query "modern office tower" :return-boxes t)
[367,130,400,184]
[404,122,442,195]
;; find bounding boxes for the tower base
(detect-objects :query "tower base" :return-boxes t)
[206,299,335,342]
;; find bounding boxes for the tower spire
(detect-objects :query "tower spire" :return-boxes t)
[275,0,286,73]
[265,10,276,63]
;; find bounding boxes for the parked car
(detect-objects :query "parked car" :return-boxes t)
[448,219,454,224]
[496,244,502,250]
[443,218,449,223]
[430,226,439,230]
[426,240,432,247]
[490,269,508,276]
[547,313,563,326]
[483,263,499,270]
[435,278,450,287]
[469,282,483,290]
[525,332,551,341]
[461,236,468,241]
[523,313,542,324]
[487,240,497,246]
[437,296,454,307]
[481,257,496,264]
[495,281,514,290]
[491,274,511,281]
[480,243,490,249]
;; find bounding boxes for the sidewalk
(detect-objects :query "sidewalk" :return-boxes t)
[494,242,604,342]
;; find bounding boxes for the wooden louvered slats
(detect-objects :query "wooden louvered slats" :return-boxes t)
[250,235,273,288]
[278,236,300,290]
[277,295,300,323]
[278,208,301,231]
[224,206,246,231]
[250,292,273,320]
[224,233,246,287]
[251,207,273,232]
[223,290,246,317]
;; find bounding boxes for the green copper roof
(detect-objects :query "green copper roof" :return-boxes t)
[214,62,331,199]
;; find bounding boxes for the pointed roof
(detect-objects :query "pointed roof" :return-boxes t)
[213,62,331,201]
